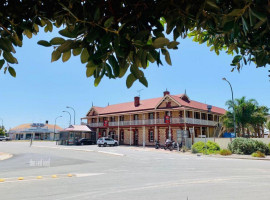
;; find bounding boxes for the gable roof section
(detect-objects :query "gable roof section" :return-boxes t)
[87,97,163,116]
[172,94,226,114]
[86,93,226,116]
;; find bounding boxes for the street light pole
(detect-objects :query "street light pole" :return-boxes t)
[54,116,62,140]
[66,106,76,125]
[62,111,72,126]
[0,118,3,129]
[222,77,237,137]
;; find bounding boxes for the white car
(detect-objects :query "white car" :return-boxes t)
[97,137,118,147]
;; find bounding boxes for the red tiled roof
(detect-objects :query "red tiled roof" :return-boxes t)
[88,93,226,116]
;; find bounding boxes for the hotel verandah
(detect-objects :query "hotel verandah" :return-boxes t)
[81,91,226,146]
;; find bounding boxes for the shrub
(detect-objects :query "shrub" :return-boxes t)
[228,138,269,155]
[253,140,269,155]
[220,149,232,156]
[206,141,220,153]
[191,141,220,154]
[192,141,205,154]
[252,151,265,158]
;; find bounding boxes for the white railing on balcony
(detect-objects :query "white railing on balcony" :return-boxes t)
[88,117,219,127]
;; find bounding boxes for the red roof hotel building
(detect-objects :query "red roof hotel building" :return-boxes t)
[81,91,226,146]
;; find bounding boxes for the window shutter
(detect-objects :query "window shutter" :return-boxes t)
[148,130,150,142]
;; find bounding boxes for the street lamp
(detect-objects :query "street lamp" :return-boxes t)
[62,111,71,126]
[0,118,3,129]
[54,116,62,140]
[66,106,76,125]
[222,77,236,137]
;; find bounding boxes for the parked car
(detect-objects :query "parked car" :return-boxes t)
[0,136,10,141]
[75,138,95,145]
[97,137,118,147]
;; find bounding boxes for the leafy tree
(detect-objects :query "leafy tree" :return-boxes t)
[0,0,270,87]
[0,127,6,136]
[266,121,270,132]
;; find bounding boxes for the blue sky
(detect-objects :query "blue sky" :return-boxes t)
[0,29,269,130]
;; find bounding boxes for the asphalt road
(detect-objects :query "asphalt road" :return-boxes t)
[0,141,270,200]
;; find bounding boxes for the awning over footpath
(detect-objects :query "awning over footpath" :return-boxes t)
[60,125,93,132]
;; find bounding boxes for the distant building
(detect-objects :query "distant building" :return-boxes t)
[9,122,62,140]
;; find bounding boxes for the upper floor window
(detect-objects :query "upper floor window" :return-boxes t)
[148,113,154,119]
[103,117,107,121]
[119,115,124,121]
[165,111,171,116]
[134,114,139,120]
[110,116,116,122]
[201,113,206,120]
[91,118,96,123]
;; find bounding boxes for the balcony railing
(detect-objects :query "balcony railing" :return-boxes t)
[87,117,219,127]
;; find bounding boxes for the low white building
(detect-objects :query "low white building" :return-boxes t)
[9,122,62,140]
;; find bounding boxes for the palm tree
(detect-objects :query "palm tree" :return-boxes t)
[225,97,258,136]
[250,106,269,137]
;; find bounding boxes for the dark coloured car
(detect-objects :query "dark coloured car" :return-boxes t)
[75,138,95,145]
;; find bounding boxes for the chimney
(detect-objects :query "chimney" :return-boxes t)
[134,96,140,107]
[163,90,170,96]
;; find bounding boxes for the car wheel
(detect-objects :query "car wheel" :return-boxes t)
[103,143,107,147]
[114,142,118,146]
[98,144,101,147]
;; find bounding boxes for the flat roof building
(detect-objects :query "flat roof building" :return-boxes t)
[9,122,62,140]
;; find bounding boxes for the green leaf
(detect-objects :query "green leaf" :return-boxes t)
[139,76,148,87]
[126,74,136,88]
[94,8,100,21]
[164,51,172,65]
[81,48,89,64]
[119,62,129,78]
[167,41,179,49]
[59,29,77,38]
[62,50,71,62]
[3,51,18,64]
[104,17,114,28]
[8,67,16,77]
[94,76,102,87]
[0,38,15,53]
[50,37,65,45]
[46,21,53,32]
[0,59,5,70]
[86,61,97,77]
[147,53,155,63]
[56,40,73,53]
[152,37,170,48]
[51,50,61,62]
[73,48,82,56]
[232,55,242,64]
[24,29,32,39]
[250,9,266,21]
[227,9,243,17]
[37,40,52,47]
[206,0,220,10]
[11,33,22,47]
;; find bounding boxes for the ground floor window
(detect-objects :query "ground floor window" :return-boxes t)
[149,130,154,142]
[102,130,106,137]
[120,130,124,141]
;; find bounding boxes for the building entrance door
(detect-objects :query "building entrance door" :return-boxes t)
[134,130,138,146]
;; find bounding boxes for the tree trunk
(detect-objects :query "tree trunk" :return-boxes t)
[247,128,250,138]
[241,125,245,137]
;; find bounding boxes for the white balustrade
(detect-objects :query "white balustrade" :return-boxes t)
[88,117,219,127]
